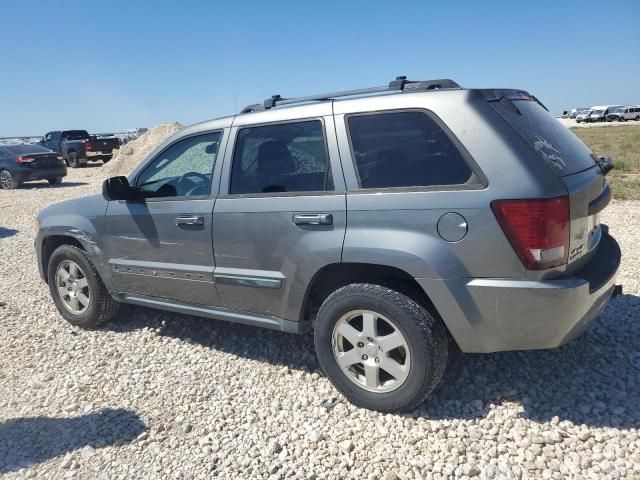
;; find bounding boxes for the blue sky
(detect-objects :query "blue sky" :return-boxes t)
[1,0,639,136]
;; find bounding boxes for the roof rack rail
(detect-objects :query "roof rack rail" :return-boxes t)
[239,76,461,113]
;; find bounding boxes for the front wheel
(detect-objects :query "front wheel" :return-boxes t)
[314,284,448,412]
[48,176,63,185]
[47,245,120,328]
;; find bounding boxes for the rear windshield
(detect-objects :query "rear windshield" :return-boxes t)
[490,99,596,175]
[62,130,90,140]
[2,144,53,156]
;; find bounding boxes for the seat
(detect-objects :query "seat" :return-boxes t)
[256,141,297,192]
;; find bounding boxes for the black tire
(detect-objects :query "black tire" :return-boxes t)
[0,169,19,189]
[67,151,80,168]
[47,245,120,328]
[47,176,63,185]
[314,283,448,412]
[635,116,640,121]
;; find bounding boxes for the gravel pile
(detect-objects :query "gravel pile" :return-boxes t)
[100,122,183,177]
[0,170,639,479]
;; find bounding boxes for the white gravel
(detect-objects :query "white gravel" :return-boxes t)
[0,169,639,479]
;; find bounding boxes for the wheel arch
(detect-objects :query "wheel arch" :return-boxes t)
[300,262,445,330]
[41,235,85,281]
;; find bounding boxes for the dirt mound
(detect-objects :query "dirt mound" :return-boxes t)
[100,122,184,177]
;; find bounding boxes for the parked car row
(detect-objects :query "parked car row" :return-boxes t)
[573,104,640,123]
[0,126,149,188]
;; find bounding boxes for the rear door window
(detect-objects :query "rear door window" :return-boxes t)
[489,97,596,175]
[230,120,333,194]
[347,111,474,189]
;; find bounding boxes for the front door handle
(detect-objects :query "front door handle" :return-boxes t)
[176,215,204,226]
[292,213,333,226]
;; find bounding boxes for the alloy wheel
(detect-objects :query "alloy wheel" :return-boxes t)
[0,170,12,189]
[332,309,411,393]
[55,260,90,314]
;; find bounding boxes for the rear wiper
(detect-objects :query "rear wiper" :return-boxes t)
[495,94,521,115]
[531,95,549,112]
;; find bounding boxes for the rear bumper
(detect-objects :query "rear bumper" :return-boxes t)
[13,165,67,182]
[86,151,113,160]
[419,227,621,353]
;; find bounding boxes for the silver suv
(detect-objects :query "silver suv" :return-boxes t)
[36,77,621,412]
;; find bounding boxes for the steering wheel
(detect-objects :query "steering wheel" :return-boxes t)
[177,171,210,196]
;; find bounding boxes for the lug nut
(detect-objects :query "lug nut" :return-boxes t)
[362,354,368,360]
[357,342,364,348]
[375,357,380,364]
[367,337,373,342]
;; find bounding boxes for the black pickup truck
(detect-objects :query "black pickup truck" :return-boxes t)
[41,130,119,168]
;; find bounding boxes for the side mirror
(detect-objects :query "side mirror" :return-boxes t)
[102,176,136,201]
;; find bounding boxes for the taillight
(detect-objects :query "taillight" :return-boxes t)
[491,196,570,270]
[84,140,92,150]
[15,156,35,164]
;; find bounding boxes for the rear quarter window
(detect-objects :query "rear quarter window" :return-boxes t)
[347,111,475,189]
[490,99,596,175]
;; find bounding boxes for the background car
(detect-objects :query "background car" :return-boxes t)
[621,106,640,121]
[0,143,67,189]
[589,108,607,122]
[575,110,592,123]
[606,107,626,122]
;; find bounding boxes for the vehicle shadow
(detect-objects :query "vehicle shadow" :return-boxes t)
[427,293,640,430]
[0,227,19,239]
[0,408,146,474]
[18,181,88,189]
[104,294,639,429]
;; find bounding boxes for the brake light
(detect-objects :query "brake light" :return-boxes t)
[491,196,570,270]
[15,156,35,164]
[84,140,92,151]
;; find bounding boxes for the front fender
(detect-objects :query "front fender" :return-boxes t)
[36,195,110,286]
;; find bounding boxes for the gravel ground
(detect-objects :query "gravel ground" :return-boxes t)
[0,168,639,480]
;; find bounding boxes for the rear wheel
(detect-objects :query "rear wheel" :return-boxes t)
[0,169,19,189]
[67,151,80,168]
[635,116,640,121]
[47,245,120,328]
[47,176,63,185]
[314,283,448,412]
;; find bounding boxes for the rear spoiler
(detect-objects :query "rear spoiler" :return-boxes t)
[480,89,549,114]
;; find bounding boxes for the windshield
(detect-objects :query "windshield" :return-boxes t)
[592,110,604,115]
[490,99,597,175]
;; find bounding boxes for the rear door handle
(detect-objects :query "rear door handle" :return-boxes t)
[176,215,204,226]
[292,213,333,226]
